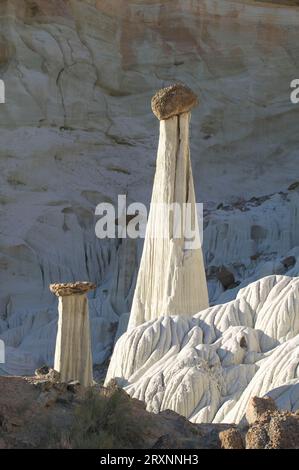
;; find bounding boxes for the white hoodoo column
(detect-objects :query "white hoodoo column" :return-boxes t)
[50,282,95,387]
[128,84,209,330]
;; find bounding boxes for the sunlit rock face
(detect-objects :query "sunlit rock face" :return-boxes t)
[129,111,209,330]
[0,0,299,374]
[106,275,299,424]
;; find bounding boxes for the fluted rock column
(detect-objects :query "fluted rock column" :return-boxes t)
[127,84,209,330]
[50,282,95,387]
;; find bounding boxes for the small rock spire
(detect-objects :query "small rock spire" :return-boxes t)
[50,281,95,387]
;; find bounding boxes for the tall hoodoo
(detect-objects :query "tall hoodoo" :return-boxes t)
[127,84,209,330]
[50,281,95,387]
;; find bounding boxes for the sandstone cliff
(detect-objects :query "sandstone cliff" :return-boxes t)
[0,0,299,375]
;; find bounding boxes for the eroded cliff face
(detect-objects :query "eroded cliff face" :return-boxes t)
[1,0,299,199]
[0,0,299,374]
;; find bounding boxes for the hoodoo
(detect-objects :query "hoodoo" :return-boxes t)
[127,84,209,330]
[50,281,95,387]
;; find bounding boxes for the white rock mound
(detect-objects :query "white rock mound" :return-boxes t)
[105,274,299,424]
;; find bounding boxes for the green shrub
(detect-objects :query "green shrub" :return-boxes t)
[67,388,146,449]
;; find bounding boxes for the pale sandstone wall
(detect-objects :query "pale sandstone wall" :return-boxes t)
[0,0,298,374]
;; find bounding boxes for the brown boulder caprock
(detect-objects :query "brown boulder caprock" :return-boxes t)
[245,410,299,449]
[219,428,244,449]
[49,281,96,297]
[246,396,277,425]
[151,83,198,120]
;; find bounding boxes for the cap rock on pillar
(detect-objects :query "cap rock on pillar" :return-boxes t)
[50,281,96,297]
[151,83,198,120]
[50,281,96,387]
[126,82,209,331]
